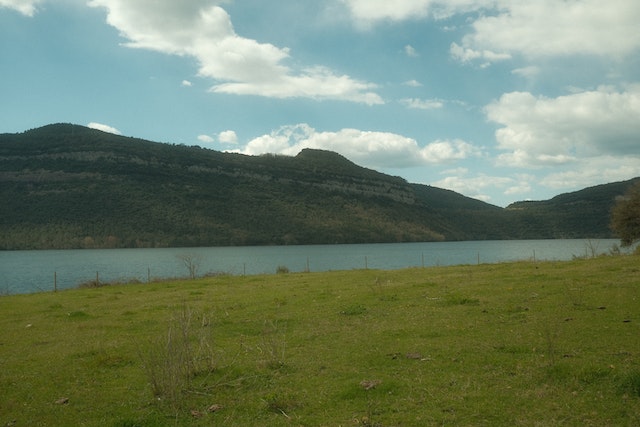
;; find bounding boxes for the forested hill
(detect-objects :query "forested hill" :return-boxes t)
[505,179,640,239]
[0,124,635,249]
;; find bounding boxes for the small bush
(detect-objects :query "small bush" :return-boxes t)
[77,280,106,289]
[139,306,217,410]
[276,265,290,274]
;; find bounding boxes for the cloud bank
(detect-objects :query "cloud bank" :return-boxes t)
[0,0,42,16]
[451,0,640,63]
[342,0,493,24]
[486,85,640,168]
[233,124,481,168]
[88,0,382,104]
[343,0,640,63]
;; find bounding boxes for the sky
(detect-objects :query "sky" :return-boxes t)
[1,0,639,207]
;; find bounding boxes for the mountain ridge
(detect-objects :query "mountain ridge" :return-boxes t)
[0,124,634,249]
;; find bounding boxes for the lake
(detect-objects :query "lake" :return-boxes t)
[0,239,621,294]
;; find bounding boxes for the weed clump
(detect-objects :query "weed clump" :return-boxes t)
[259,319,288,370]
[263,391,300,416]
[276,265,290,274]
[340,304,367,315]
[67,310,90,319]
[139,305,217,410]
[619,371,640,397]
[441,294,480,306]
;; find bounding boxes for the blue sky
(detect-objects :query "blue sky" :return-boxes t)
[1,0,639,207]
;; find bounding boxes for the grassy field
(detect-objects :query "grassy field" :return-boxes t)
[1,254,639,426]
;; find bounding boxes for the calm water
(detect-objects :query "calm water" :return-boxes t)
[0,239,621,294]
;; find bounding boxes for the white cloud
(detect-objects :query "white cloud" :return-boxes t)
[197,134,215,144]
[401,98,444,110]
[181,80,192,87]
[511,66,540,79]
[0,0,42,16]
[404,44,419,57]
[342,0,493,25]
[88,0,382,104]
[421,139,481,162]
[218,130,238,144]
[504,182,532,196]
[540,156,640,190]
[232,124,481,168]
[342,0,431,25]
[449,42,511,63]
[485,85,640,168]
[211,66,382,104]
[343,0,640,63]
[403,79,423,87]
[452,0,640,63]
[87,122,122,135]
[432,173,513,204]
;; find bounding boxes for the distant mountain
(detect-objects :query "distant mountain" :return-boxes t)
[0,124,635,249]
[505,179,640,239]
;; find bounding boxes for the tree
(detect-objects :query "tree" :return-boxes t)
[610,181,640,247]
[177,253,201,279]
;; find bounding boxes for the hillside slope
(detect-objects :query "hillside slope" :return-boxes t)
[506,179,640,239]
[0,124,634,249]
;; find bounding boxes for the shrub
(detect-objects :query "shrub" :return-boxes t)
[139,305,216,410]
[276,265,289,274]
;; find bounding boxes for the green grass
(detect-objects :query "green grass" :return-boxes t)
[1,255,639,426]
